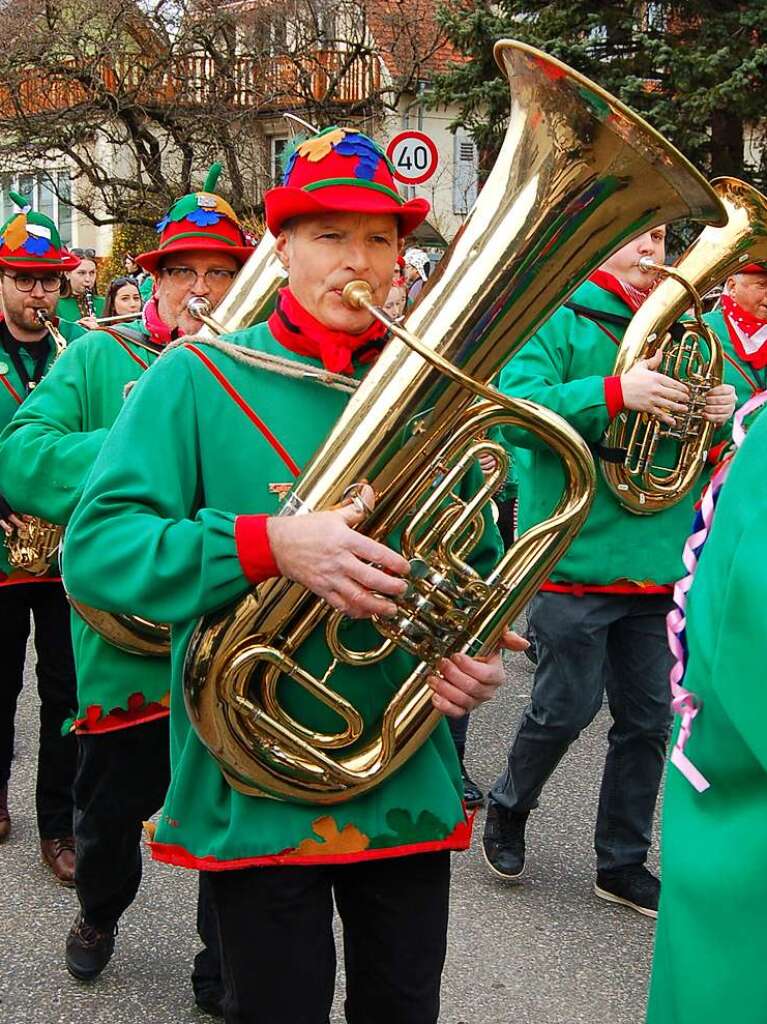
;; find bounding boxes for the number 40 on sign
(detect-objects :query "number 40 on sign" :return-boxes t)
[386,131,439,185]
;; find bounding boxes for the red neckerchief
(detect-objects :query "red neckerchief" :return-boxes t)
[142,296,179,347]
[720,294,767,370]
[268,288,388,374]
[589,269,652,313]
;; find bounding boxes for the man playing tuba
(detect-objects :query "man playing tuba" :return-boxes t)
[0,166,255,1011]
[63,127,526,1024]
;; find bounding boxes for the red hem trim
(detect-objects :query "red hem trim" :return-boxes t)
[183,344,301,476]
[541,580,673,596]
[149,815,474,871]
[603,375,624,418]
[0,374,23,404]
[235,514,280,583]
[0,574,61,586]
[100,328,150,370]
[72,700,170,735]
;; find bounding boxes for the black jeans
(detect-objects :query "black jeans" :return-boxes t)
[0,581,77,837]
[490,591,673,871]
[73,718,221,994]
[206,851,451,1024]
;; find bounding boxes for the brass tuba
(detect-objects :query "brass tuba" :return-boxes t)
[181,39,726,805]
[66,234,286,656]
[601,177,767,513]
[4,311,69,576]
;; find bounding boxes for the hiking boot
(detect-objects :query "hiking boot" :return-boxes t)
[65,912,117,981]
[481,803,528,881]
[461,764,485,809]
[594,864,660,919]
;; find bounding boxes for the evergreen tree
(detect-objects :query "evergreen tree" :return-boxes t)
[432,1,767,189]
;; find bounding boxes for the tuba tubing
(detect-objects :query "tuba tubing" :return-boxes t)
[181,39,726,805]
[602,177,767,513]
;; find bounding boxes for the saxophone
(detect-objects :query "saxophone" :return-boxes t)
[601,177,767,513]
[181,40,726,805]
[4,311,69,576]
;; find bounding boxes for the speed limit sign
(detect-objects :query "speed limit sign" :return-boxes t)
[386,131,439,185]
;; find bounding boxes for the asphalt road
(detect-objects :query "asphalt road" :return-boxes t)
[0,643,659,1024]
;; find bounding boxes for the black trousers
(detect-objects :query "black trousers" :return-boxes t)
[73,717,221,993]
[206,851,451,1024]
[0,581,77,837]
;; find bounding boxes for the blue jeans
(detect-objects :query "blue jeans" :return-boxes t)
[490,591,672,871]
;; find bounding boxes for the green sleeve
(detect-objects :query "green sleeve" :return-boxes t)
[64,348,251,624]
[498,315,609,450]
[0,340,109,524]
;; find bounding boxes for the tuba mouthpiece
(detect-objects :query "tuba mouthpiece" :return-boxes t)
[187,296,212,320]
[342,280,373,310]
[638,256,658,273]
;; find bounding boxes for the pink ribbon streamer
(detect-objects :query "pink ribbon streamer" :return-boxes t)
[667,390,767,791]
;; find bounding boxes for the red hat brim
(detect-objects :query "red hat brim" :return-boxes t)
[264,184,430,237]
[136,236,254,275]
[0,252,81,272]
[738,263,767,275]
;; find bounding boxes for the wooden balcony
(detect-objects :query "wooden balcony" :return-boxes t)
[0,49,383,117]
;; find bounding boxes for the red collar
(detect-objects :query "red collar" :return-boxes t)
[141,296,179,347]
[588,269,652,313]
[268,288,387,374]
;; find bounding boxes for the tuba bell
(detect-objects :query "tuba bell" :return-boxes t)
[601,177,767,513]
[181,39,726,805]
[66,233,286,656]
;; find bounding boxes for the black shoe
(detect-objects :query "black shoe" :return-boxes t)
[195,989,225,1018]
[65,912,117,981]
[461,765,485,809]
[481,803,528,881]
[594,864,660,919]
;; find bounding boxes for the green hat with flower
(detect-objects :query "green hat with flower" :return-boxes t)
[0,191,80,271]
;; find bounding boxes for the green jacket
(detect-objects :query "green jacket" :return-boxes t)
[647,408,767,1024]
[0,320,170,730]
[703,308,766,435]
[56,293,105,328]
[499,280,720,587]
[64,322,502,867]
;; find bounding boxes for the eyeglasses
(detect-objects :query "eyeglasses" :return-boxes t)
[2,272,63,293]
[71,247,96,259]
[161,266,238,286]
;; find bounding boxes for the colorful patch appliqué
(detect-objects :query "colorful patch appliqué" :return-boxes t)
[368,808,452,849]
[293,816,370,856]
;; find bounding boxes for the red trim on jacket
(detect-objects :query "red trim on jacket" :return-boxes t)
[235,514,280,583]
[0,573,61,587]
[183,343,301,477]
[69,693,171,735]
[100,328,151,370]
[541,580,673,596]
[722,350,761,397]
[0,373,23,404]
[603,375,624,418]
[149,814,474,871]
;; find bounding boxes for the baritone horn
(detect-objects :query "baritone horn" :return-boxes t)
[181,39,726,805]
[602,177,767,514]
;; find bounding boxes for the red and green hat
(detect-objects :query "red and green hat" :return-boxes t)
[136,164,254,275]
[264,126,430,236]
[739,263,767,275]
[0,191,80,272]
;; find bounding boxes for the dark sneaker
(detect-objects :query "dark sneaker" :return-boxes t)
[461,766,485,809]
[594,864,660,919]
[481,803,528,881]
[65,912,117,981]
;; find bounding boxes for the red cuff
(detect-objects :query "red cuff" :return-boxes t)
[235,515,280,584]
[707,439,728,465]
[604,375,624,419]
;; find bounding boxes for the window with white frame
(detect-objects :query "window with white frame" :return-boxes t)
[0,170,73,246]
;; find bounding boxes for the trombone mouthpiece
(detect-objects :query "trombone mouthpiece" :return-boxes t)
[342,280,373,310]
[187,296,212,320]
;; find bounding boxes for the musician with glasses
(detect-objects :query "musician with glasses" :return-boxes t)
[62,127,525,1024]
[482,230,736,918]
[0,165,251,1014]
[57,247,104,329]
[0,192,84,883]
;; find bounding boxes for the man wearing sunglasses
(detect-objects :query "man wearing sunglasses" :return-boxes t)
[0,193,86,886]
[0,166,252,1015]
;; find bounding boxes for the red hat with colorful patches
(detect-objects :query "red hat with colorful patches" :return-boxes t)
[264,126,430,236]
[0,191,80,272]
[136,164,254,275]
[738,263,767,275]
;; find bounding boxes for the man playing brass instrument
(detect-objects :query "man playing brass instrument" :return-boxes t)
[0,167,251,1011]
[483,229,736,917]
[0,192,84,883]
[63,127,525,1024]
